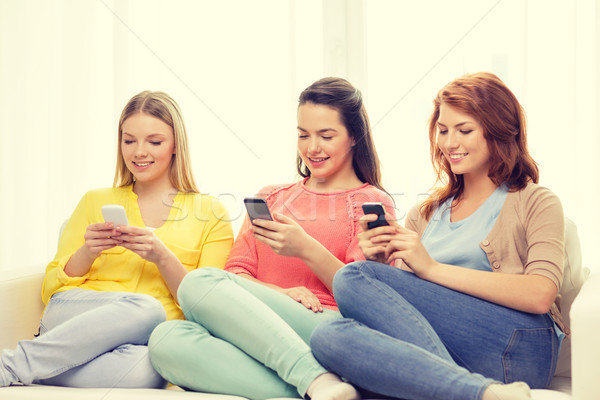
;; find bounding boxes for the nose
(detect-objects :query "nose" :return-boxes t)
[307,136,320,154]
[443,131,459,150]
[134,143,148,157]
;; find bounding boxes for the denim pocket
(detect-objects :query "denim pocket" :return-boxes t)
[502,327,557,388]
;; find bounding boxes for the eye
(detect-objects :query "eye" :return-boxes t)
[150,141,163,146]
[460,130,473,134]
[438,129,448,135]
[298,134,309,139]
[321,136,333,140]
[123,140,134,144]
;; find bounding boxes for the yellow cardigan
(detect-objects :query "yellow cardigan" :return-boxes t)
[42,185,234,320]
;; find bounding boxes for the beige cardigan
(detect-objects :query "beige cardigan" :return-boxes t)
[405,183,567,334]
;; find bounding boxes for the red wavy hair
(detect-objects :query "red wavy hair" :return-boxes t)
[421,72,538,219]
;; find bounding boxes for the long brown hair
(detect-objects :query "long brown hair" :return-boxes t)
[113,91,198,193]
[421,72,538,219]
[296,77,385,192]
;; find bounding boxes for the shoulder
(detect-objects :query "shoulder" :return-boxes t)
[405,202,428,233]
[85,186,127,198]
[351,184,393,204]
[507,183,563,214]
[256,182,299,199]
[79,186,130,205]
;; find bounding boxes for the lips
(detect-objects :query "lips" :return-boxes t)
[132,161,154,168]
[308,156,329,167]
[448,153,467,162]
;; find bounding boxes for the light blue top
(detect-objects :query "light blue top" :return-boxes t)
[420,184,566,341]
[421,185,509,271]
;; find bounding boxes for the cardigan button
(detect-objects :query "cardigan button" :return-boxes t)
[482,240,490,246]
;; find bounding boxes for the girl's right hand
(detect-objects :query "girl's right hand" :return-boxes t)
[280,286,323,313]
[82,222,123,259]
[358,213,398,264]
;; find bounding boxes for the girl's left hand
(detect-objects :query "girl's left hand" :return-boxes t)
[250,213,314,258]
[385,224,438,278]
[115,226,171,265]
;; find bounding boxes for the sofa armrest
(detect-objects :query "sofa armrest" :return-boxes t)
[0,269,45,350]
[570,273,600,400]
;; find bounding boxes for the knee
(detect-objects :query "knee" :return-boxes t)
[332,261,369,303]
[148,320,181,362]
[121,294,166,335]
[117,345,167,389]
[148,320,207,365]
[177,267,228,309]
[310,319,348,368]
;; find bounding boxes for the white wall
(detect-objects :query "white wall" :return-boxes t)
[1,0,598,275]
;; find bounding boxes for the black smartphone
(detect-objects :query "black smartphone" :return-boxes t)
[244,197,273,223]
[362,202,389,229]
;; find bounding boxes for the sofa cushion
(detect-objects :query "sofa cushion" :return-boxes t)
[0,385,249,399]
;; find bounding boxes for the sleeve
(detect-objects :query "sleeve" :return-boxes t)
[224,185,279,277]
[405,203,422,233]
[522,187,565,290]
[344,188,397,263]
[41,192,93,304]
[197,199,234,269]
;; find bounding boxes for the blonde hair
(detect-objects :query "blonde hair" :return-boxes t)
[113,91,198,193]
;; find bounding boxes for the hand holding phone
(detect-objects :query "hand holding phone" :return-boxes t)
[244,197,273,224]
[101,205,129,226]
[362,202,389,229]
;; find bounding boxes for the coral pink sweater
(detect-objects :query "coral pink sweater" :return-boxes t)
[225,179,395,310]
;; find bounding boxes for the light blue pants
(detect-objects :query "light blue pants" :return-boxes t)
[149,267,341,400]
[311,261,561,400]
[0,288,167,388]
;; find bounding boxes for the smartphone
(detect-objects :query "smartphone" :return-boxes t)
[362,202,389,229]
[243,197,273,223]
[101,205,129,226]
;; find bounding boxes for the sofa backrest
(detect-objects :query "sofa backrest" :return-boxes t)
[553,217,589,378]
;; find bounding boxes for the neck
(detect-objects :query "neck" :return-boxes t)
[460,173,498,201]
[133,178,178,199]
[305,171,363,193]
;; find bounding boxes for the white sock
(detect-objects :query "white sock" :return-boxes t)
[306,373,361,400]
[482,382,531,400]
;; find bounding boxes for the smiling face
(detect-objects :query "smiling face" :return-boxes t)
[120,112,175,188]
[436,103,491,180]
[297,102,358,189]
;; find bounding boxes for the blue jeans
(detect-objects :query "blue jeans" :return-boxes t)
[149,268,341,399]
[0,289,167,388]
[310,261,561,400]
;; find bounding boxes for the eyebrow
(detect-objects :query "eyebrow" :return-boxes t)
[436,121,471,128]
[122,132,167,138]
[297,126,338,134]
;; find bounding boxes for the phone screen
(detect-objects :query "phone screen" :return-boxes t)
[244,197,273,222]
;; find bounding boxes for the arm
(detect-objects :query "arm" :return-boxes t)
[237,272,324,312]
[251,213,343,291]
[383,188,564,314]
[119,198,234,299]
[64,222,123,277]
[42,192,104,303]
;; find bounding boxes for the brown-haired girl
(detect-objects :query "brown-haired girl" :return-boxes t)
[149,77,393,400]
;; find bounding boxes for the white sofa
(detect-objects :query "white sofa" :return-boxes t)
[1,219,599,400]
